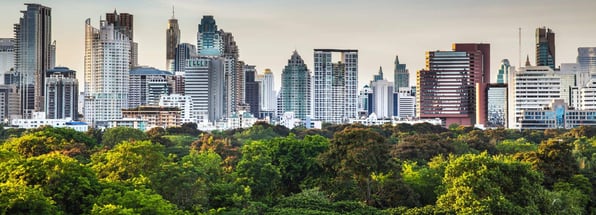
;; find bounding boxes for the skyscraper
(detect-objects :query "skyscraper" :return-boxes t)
[394,55,409,90]
[174,43,196,73]
[0,39,14,85]
[84,18,131,127]
[166,7,180,72]
[221,31,243,114]
[280,51,311,121]
[129,67,172,108]
[417,43,490,126]
[313,49,358,123]
[197,16,222,57]
[244,65,259,117]
[370,79,395,119]
[259,69,275,112]
[14,3,52,118]
[577,47,596,73]
[106,10,137,68]
[536,27,555,70]
[45,67,78,120]
[373,66,383,82]
[496,59,510,84]
[184,57,225,123]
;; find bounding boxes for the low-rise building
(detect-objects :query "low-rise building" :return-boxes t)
[227,111,257,129]
[122,106,181,129]
[107,118,148,131]
[520,99,596,129]
[10,112,89,132]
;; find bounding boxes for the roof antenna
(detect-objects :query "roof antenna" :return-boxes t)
[172,5,175,19]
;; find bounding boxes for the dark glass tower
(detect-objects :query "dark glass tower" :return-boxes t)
[166,7,180,71]
[536,27,555,70]
[394,55,409,90]
[197,16,222,57]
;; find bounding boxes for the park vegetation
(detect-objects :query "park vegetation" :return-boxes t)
[0,122,594,214]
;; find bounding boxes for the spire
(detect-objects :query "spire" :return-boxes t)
[394,55,400,65]
[379,66,383,75]
[172,5,175,19]
[525,54,531,67]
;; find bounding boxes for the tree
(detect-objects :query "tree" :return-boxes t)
[319,127,392,204]
[93,182,183,215]
[437,153,543,214]
[91,140,165,182]
[101,127,148,148]
[0,153,100,214]
[517,138,579,187]
[235,140,281,202]
[392,133,454,163]
[0,182,59,214]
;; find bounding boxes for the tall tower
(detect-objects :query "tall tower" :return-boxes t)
[0,38,15,85]
[14,3,52,118]
[106,10,136,68]
[197,16,222,57]
[394,55,409,90]
[496,59,510,84]
[166,7,180,72]
[84,18,131,127]
[536,27,555,70]
[313,49,358,123]
[45,67,78,120]
[577,47,596,73]
[244,65,259,117]
[280,51,311,121]
[260,69,275,112]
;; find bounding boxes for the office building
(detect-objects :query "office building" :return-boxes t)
[397,92,416,118]
[259,69,276,112]
[122,106,181,129]
[197,16,222,57]
[244,65,259,117]
[0,39,15,85]
[536,27,555,70]
[166,8,180,72]
[14,4,52,117]
[11,112,88,132]
[45,67,78,120]
[496,59,510,84]
[106,10,137,68]
[394,55,409,90]
[184,57,225,123]
[129,66,172,108]
[508,66,561,129]
[370,79,395,119]
[313,49,358,123]
[577,47,596,73]
[83,18,131,127]
[417,43,490,126]
[373,66,383,82]
[174,43,196,73]
[0,85,19,122]
[358,85,372,117]
[487,83,507,128]
[520,99,596,129]
[280,51,311,121]
[227,110,257,129]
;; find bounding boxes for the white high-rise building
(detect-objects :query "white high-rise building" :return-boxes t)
[184,57,225,124]
[508,66,561,129]
[370,79,394,119]
[83,18,131,127]
[313,49,358,123]
[259,69,276,112]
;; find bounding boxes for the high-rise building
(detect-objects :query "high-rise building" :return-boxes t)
[0,85,20,122]
[417,43,490,126]
[45,67,78,120]
[174,43,196,73]
[370,79,395,118]
[536,27,555,70]
[84,18,131,127]
[496,59,510,84]
[129,67,172,108]
[508,66,560,129]
[221,31,243,114]
[577,47,596,73]
[487,83,507,128]
[258,69,276,112]
[280,51,311,121]
[244,65,259,117]
[184,57,225,123]
[373,66,383,82]
[197,16,222,57]
[166,7,180,72]
[0,39,15,85]
[14,3,52,118]
[313,49,358,123]
[106,10,137,68]
[394,55,409,90]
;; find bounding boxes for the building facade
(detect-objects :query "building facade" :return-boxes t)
[487,83,507,128]
[45,67,78,120]
[83,18,131,127]
[174,43,196,73]
[159,94,194,124]
[394,55,409,90]
[280,51,311,121]
[197,16,222,57]
[122,106,181,129]
[0,38,15,85]
[259,69,276,112]
[166,9,180,72]
[536,27,555,70]
[106,10,136,68]
[497,59,510,84]
[370,79,395,119]
[313,49,358,123]
[14,3,52,117]
[577,47,596,73]
[128,67,172,108]
[244,65,259,117]
[184,57,225,123]
[520,99,596,129]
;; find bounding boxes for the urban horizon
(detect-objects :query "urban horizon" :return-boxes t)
[1,0,595,90]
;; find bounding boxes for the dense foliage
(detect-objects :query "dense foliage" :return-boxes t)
[0,123,595,214]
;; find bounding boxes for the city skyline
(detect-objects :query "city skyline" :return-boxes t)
[1,0,596,90]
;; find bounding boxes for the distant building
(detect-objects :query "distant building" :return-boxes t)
[578,47,596,73]
[244,65,260,117]
[11,112,88,132]
[159,94,194,124]
[122,106,181,129]
[128,66,172,108]
[487,83,507,128]
[258,69,276,112]
[197,16,223,57]
[0,38,14,85]
[184,57,225,123]
[536,27,555,70]
[520,99,596,129]
[280,51,311,121]
[106,10,137,68]
[394,55,409,90]
[0,85,20,122]
[370,79,395,118]
[45,67,78,120]
[397,92,416,118]
[496,59,510,84]
[313,49,358,123]
[165,8,180,72]
[227,110,257,129]
[349,113,442,126]
[107,118,147,131]
[84,18,131,127]
[174,43,196,73]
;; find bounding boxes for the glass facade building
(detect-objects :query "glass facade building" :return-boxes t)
[487,84,507,127]
[280,51,311,121]
[536,27,555,70]
[394,55,409,90]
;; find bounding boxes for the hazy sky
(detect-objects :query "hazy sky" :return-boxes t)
[1,0,596,90]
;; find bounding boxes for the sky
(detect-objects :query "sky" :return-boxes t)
[1,0,596,91]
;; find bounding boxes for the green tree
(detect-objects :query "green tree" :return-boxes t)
[0,182,60,215]
[93,182,182,215]
[90,140,165,182]
[0,153,100,214]
[392,133,454,163]
[437,153,543,214]
[517,138,579,187]
[235,140,281,202]
[101,127,148,148]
